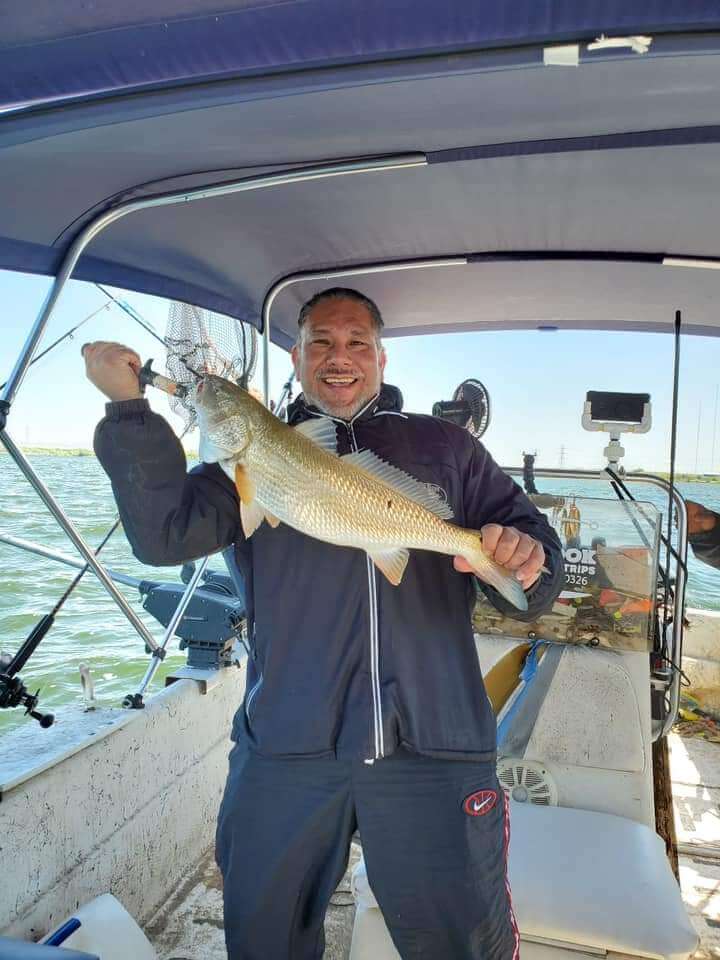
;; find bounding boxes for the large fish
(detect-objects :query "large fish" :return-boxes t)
[195,375,528,610]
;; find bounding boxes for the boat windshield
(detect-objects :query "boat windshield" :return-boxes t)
[473,495,661,652]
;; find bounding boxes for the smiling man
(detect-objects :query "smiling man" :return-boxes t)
[86,287,563,960]
[292,289,387,420]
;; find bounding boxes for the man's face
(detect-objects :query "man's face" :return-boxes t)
[291,298,386,419]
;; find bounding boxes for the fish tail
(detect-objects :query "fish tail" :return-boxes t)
[461,532,528,612]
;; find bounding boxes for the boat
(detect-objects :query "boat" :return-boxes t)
[2,3,720,957]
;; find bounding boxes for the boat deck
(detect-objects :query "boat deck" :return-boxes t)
[146,841,361,959]
[147,734,720,959]
[671,732,720,959]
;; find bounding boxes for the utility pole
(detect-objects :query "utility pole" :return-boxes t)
[695,401,702,474]
[558,445,566,468]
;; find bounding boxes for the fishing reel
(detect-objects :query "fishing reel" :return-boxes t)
[0,673,54,728]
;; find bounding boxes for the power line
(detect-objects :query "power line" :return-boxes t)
[712,384,719,474]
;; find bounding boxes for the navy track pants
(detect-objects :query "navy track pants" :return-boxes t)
[216,739,519,960]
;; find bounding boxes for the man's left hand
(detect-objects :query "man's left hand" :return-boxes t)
[454,524,545,590]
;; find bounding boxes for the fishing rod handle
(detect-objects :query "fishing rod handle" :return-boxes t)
[138,359,188,399]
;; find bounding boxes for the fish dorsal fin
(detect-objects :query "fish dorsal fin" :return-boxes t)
[343,450,454,520]
[240,500,265,538]
[368,547,410,586]
[294,417,339,454]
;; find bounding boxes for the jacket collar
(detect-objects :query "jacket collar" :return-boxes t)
[287,382,404,426]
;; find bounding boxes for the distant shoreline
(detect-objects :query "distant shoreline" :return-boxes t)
[647,472,720,484]
[0,446,199,458]
[0,446,95,457]
[1,448,718,481]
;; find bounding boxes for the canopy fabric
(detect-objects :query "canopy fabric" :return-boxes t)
[3,3,720,343]
[4,2,720,113]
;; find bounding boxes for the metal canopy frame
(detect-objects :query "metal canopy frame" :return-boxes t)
[0,153,425,669]
[0,151,690,730]
[261,253,689,733]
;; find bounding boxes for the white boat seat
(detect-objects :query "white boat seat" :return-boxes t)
[351,802,698,960]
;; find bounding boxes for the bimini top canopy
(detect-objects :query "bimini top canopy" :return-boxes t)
[4,1,720,345]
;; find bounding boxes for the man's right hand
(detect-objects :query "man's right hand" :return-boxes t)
[82,341,143,402]
[686,500,718,536]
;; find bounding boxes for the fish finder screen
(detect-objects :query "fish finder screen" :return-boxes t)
[587,391,649,424]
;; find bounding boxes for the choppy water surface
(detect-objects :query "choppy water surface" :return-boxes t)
[0,454,188,735]
[1,453,719,736]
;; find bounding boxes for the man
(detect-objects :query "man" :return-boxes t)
[84,287,563,960]
[686,500,720,569]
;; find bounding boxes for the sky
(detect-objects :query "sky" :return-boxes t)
[2,268,720,474]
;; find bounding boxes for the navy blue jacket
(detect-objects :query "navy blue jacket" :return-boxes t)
[95,384,563,762]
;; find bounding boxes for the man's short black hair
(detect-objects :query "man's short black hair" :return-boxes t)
[297,287,384,334]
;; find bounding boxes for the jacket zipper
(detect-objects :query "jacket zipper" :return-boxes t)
[306,396,385,762]
[346,411,384,762]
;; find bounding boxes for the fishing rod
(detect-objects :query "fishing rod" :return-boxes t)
[0,519,121,728]
[0,300,112,392]
[94,284,208,392]
[94,283,167,348]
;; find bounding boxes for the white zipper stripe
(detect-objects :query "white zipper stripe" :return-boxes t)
[346,411,384,761]
[366,555,384,757]
[296,395,386,761]
[365,555,380,757]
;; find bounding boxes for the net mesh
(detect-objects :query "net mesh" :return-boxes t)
[164,302,258,430]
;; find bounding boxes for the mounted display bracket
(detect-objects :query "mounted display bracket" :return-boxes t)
[582,391,651,468]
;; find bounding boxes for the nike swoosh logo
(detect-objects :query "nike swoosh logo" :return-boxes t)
[472,796,493,813]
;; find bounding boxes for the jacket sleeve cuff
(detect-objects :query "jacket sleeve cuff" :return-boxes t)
[104,398,150,421]
[689,527,719,547]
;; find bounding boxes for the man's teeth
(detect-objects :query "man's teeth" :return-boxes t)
[323,376,356,384]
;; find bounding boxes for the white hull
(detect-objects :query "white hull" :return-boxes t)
[2,610,718,956]
[0,666,245,942]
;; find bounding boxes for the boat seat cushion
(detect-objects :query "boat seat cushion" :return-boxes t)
[353,802,698,960]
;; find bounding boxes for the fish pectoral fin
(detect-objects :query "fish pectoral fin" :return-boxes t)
[294,417,339,454]
[264,511,281,528]
[368,547,410,586]
[240,500,266,538]
[342,450,453,520]
[234,463,256,504]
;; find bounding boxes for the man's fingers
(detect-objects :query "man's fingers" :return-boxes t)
[479,523,503,555]
[458,526,546,590]
[501,535,535,571]
[492,528,521,567]
[514,542,546,587]
[85,342,142,368]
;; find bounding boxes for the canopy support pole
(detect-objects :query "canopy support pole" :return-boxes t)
[0,152,426,651]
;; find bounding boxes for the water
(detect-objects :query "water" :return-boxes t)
[0,453,188,735]
[1,453,720,737]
